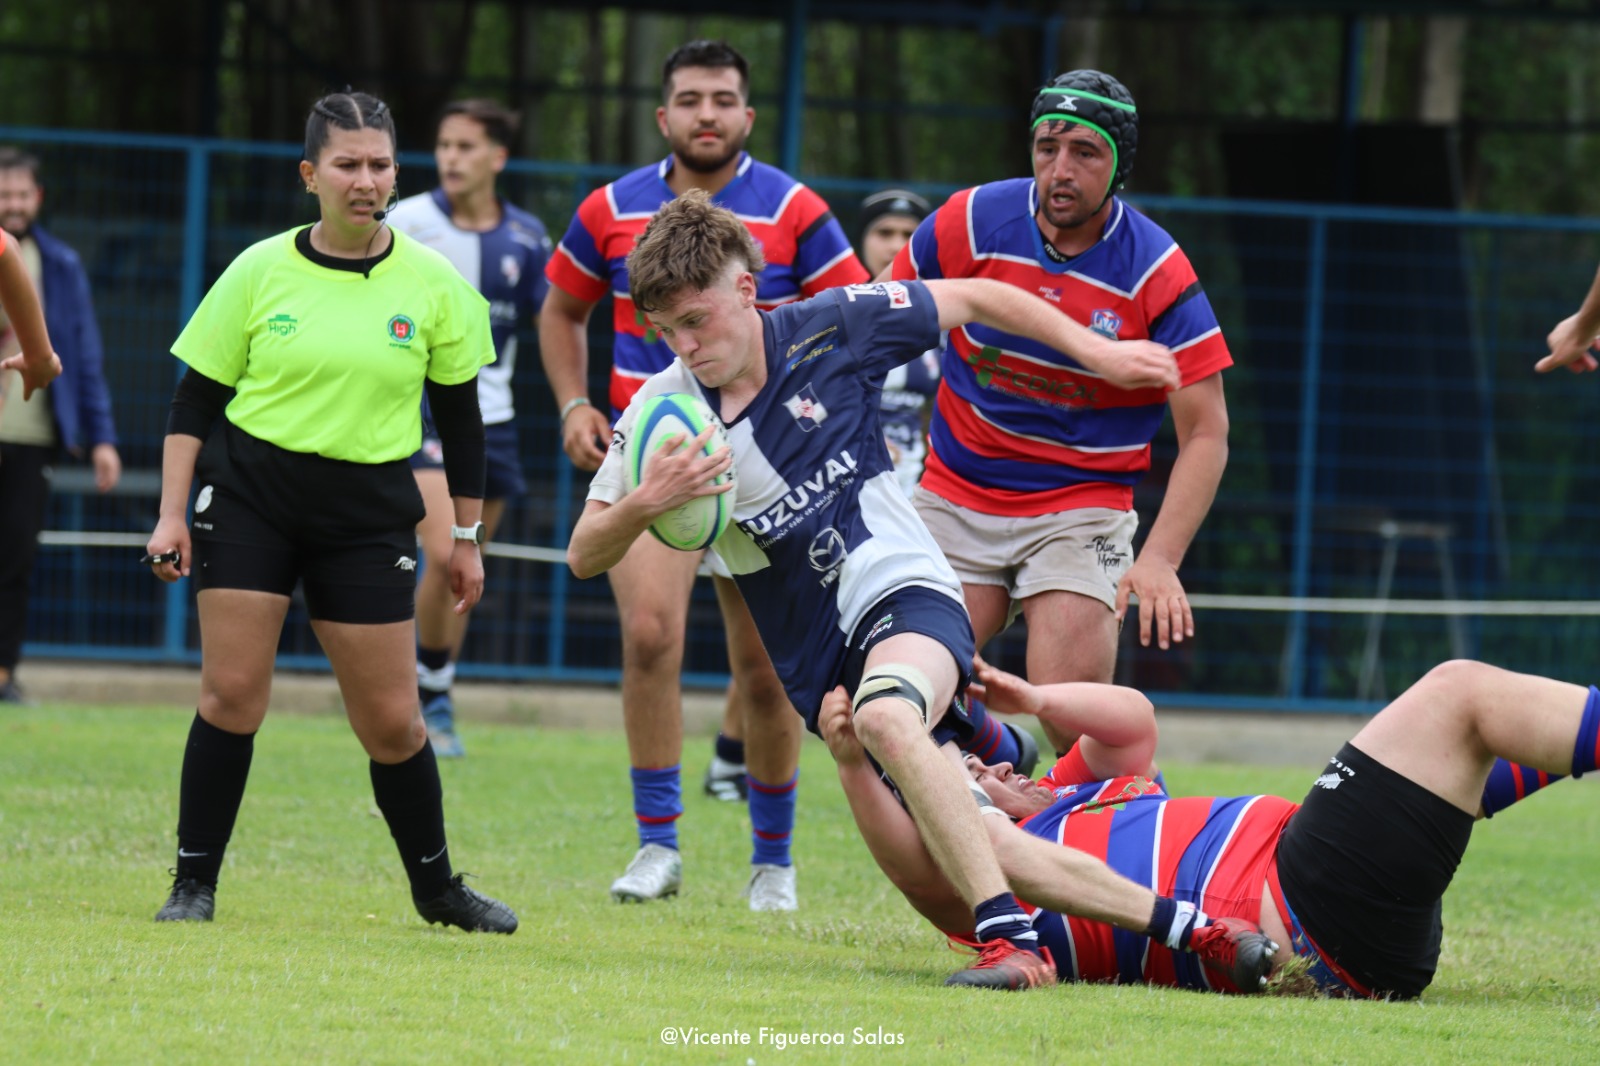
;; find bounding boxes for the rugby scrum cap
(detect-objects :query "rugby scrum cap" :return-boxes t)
[858,188,933,241]
[1030,70,1139,199]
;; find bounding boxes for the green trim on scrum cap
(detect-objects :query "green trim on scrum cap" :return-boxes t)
[1035,86,1137,113]
[1031,115,1120,203]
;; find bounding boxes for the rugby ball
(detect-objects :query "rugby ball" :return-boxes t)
[623,392,735,551]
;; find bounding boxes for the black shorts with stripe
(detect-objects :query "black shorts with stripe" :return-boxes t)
[190,419,425,624]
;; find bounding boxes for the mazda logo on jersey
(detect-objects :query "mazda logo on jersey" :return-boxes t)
[388,314,416,344]
[807,528,847,582]
[783,384,828,431]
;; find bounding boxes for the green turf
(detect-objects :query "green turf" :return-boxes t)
[4,704,1600,1064]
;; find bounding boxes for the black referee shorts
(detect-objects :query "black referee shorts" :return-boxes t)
[190,420,426,624]
[1277,741,1475,999]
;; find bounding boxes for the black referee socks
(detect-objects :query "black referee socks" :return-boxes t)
[174,712,256,889]
[370,742,453,902]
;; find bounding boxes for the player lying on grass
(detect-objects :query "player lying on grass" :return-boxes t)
[567,189,1264,991]
[823,655,1600,998]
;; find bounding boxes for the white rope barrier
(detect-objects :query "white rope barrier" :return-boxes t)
[38,531,1600,616]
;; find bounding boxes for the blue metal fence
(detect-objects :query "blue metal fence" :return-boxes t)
[10,125,1600,710]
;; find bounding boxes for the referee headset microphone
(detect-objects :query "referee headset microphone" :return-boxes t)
[361,180,397,278]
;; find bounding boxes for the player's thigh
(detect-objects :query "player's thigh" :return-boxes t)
[413,468,454,569]
[195,587,291,728]
[712,574,785,704]
[312,617,424,758]
[963,581,1012,647]
[607,531,700,651]
[1350,660,1589,814]
[1020,589,1119,685]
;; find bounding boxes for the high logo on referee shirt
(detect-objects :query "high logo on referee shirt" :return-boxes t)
[388,314,416,344]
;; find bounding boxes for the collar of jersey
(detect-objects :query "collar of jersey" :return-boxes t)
[429,186,507,235]
[293,225,396,275]
[655,151,754,201]
[1025,183,1122,274]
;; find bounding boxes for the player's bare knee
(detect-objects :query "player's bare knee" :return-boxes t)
[198,670,268,723]
[361,711,426,763]
[1416,660,1492,711]
[728,649,785,710]
[620,611,687,670]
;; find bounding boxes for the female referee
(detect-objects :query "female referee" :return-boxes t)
[143,91,515,933]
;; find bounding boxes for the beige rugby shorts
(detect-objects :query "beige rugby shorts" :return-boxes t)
[913,488,1138,610]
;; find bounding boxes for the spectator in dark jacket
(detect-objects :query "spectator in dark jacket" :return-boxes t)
[0,146,120,704]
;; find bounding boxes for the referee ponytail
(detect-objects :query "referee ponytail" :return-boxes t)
[305,89,397,163]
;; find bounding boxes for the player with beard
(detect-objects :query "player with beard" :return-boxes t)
[541,40,868,910]
[889,71,1230,756]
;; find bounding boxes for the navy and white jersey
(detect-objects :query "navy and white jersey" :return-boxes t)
[389,189,552,424]
[588,280,964,720]
[880,346,940,496]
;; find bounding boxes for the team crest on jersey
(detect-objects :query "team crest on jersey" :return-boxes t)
[784,384,828,431]
[501,254,520,287]
[388,314,416,344]
[1090,309,1122,339]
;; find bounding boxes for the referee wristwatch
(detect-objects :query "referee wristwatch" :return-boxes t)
[451,522,487,546]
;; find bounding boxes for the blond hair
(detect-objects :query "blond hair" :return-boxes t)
[628,188,766,313]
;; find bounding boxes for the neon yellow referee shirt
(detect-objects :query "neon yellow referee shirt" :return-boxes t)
[173,226,493,463]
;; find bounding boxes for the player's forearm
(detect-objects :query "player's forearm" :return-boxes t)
[538,301,593,408]
[991,828,1157,931]
[567,499,658,579]
[1137,430,1227,570]
[835,761,969,930]
[1035,683,1156,756]
[935,278,1117,373]
[0,244,54,364]
[157,434,203,521]
[1569,263,1600,339]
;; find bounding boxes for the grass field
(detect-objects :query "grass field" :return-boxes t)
[4,702,1600,1065]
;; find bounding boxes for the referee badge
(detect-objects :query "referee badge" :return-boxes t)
[388,314,416,344]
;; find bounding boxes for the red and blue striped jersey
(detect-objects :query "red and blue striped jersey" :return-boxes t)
[1018,753,1297,993]
[545,152,868,416]
[890,179,1233,515]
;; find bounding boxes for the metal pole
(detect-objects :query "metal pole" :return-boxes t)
[780,0,810,176]
[164,143,210,661]
[1281,216,1329,699]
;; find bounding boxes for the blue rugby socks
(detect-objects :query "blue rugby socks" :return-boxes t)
[1480,759,1565,817]
[632,765,683,850]
[1145,895,1208,950]
[748,771,797,866]
[974,892,1041,953]
[961,699,1024,767]
[714,732,746,767]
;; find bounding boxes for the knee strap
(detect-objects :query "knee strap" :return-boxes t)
[852,663,937,728]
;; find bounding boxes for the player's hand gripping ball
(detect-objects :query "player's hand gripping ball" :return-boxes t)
[624,393,736,551]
